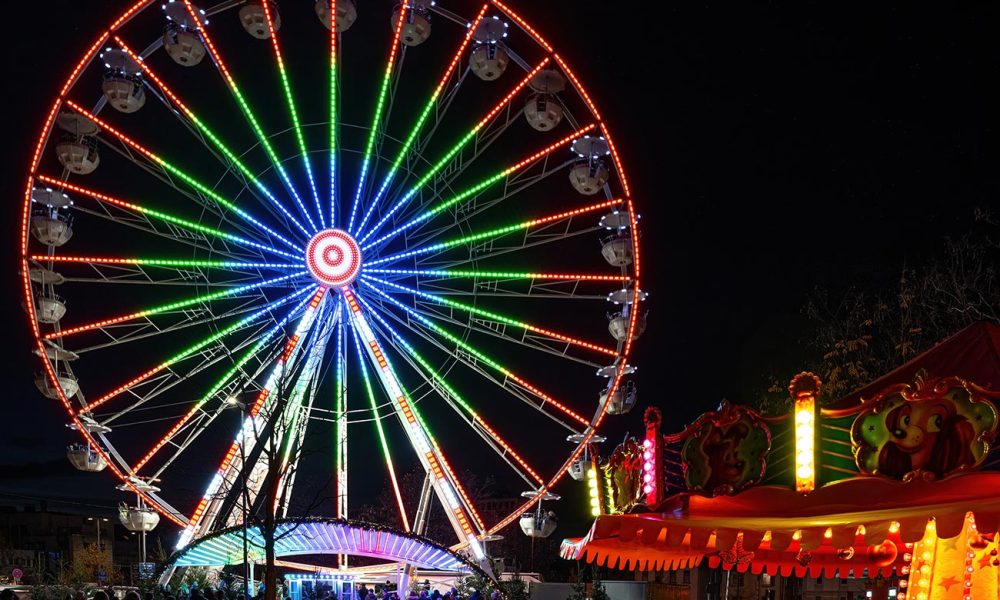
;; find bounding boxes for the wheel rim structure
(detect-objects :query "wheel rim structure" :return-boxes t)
[19,0,644,564]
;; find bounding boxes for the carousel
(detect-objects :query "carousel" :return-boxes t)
[561,322,1000,600]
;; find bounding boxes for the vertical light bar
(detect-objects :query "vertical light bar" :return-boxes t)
[586,463,601,517]
[258,1,324,227]
[349,321,411,531]
[342,289,484,559]
[642,408,662,507]
[345,3,408,232]
[790,373,820,493]
[334,315,348,567]
[328,0,338,226]
[178,287,327,549]
[352,4,488,236]
[180,0,317,231]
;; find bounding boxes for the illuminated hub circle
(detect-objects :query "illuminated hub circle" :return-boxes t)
[306,229,362,288]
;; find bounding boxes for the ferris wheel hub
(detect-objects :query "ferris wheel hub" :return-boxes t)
[306,228,362,288]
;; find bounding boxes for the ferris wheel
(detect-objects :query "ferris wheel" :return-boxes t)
[20,0,646,563]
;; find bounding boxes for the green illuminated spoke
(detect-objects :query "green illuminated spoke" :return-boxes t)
[33,255,298,271]
[363,267,629,284]
[357,59,551,244]
[180,0,317,231]
[114,37,311,238]
[132,292,315,475]
[362,275,617,358]
[255,3,324,227]
[80,286,313,414]
[348,320,410,530]
[45,271,306,341]
[63,100,302,252]
[36,175,298,261]
[351,4,489,235]
[358,286,591,427]
[360,126,596,249]
[346,4,409,232]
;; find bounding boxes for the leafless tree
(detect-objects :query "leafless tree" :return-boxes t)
[757,209,999,413]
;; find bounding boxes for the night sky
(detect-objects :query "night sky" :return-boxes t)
[1,0,997,550]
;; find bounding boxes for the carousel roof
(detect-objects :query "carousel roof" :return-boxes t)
[828,321,1000,411]
[561,472,1000,577]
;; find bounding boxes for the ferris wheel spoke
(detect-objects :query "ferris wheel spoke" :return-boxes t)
[344,2,409,233]
[347,318,411,531]
[177,286,327,549]
[63,100,303,252]
[355,289,589,431]
[69,295,271,357]
[360,124,595,251]
[254,3,324,228]
[35,175,299,261]
[360,300,545,487]
[178,0,317,232]
[96,294,308,430]
[77,285,313,415]
[368,198,620,267]
[363,267,629,285]
[361,275,616,360]
[344,290,488,546]
[45,271,306,341]
[327,0,339,227]
[357,58,551,245]
[32,254,297,272]
[113,37,313,238]
[351,3,484,235]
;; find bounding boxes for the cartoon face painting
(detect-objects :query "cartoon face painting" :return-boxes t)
[682,403,770,496]
[853,374,997,481]
[702,422,750,490]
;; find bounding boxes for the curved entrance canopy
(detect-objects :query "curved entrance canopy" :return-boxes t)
[170,518,476,573]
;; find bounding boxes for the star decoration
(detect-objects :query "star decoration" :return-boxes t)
[938,576,959,591]
[978,551,993,569]
[718,535,754,567]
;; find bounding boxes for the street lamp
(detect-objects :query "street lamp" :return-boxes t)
[87,516,110,550]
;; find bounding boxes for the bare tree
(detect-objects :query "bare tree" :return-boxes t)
[757,209,999,413]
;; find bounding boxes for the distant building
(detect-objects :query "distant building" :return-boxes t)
[0,498,151,582]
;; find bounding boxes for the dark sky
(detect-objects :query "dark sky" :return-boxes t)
[2,0,998,548]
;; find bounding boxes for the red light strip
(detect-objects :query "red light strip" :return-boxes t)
[475,58,550,130]
[20,0,187,529]
[435,5,489,94]
[508,123,596,171]
[489,0,553,53]
[450,3,643,539]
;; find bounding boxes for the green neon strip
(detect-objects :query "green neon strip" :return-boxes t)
[361,173,507,249]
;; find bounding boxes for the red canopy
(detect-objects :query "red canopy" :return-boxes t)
[827,322,1000,411]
